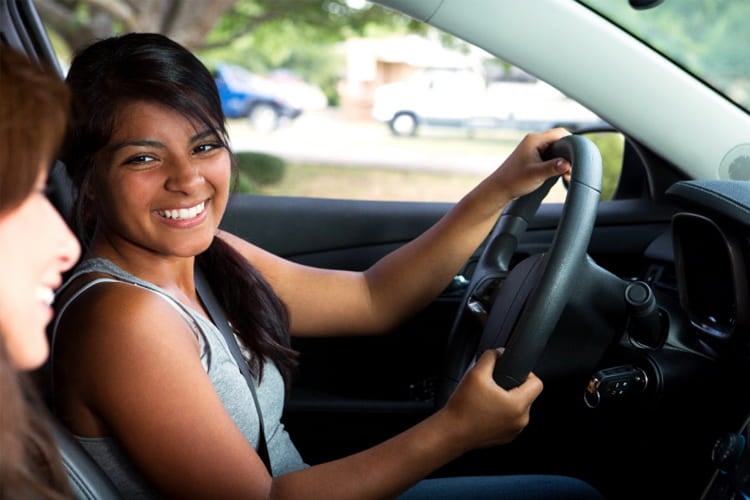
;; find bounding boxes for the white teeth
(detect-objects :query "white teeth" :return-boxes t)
[159,201,205,220]
[37,287,54,306]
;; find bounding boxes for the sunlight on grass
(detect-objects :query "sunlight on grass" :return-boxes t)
[254,163,485,202]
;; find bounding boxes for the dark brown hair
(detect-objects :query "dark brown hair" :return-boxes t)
[61,33,298,388]
[0,45,72,499]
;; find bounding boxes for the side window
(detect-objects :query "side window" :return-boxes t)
[580,130,626,201]
[46,13,624,204]
[219,33,624,204]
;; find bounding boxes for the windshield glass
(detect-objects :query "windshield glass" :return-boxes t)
[579,0,750,113]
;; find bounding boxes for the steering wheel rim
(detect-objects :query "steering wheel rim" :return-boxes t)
[436,134,602,407]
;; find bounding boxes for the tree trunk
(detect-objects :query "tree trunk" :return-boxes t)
[36,0,239,54]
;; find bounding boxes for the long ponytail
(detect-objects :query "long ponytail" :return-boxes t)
[197,237,298,392]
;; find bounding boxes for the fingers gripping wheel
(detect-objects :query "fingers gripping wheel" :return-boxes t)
[437,135,602,405]
[492,135,602,388]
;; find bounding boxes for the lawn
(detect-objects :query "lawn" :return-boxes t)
[228,113,621,203]
[252,162,487,202]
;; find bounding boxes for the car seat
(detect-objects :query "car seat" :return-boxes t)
[44,162,124,499]
[50,417,123,500]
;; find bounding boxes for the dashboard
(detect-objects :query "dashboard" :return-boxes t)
[663,180,750,499]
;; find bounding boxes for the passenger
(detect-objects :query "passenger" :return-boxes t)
[0,45,81,498]
[50,33,602,499]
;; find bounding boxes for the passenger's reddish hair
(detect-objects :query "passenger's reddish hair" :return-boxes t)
[0,44,72,499]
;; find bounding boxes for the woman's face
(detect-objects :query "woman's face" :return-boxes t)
[0,168,80,370]
[92,101,231,260]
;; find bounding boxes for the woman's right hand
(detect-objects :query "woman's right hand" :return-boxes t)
[441,349,544,451]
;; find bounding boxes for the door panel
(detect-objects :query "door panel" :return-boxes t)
[220,193,677,465]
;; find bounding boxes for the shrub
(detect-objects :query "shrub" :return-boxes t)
[234,152,286,193]
[585,132,625,201]
[233,171,256,194]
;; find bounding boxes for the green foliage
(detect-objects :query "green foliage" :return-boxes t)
[582,0,750,109]
[234,152,287,193]
[584,132,625,201]
[234,170,257,194]
[198,1,423,105]
[205,1,422,48]
[199,33,344,105]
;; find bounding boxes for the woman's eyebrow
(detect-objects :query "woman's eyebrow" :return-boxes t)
[107,139,164,154]
[190,129,219,143]
[106,129,218,153]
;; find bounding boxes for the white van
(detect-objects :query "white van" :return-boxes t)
[372,68,607,136]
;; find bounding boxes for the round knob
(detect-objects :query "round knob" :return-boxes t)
[625,281,655,314]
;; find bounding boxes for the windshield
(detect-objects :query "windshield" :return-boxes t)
[579,0,750,113]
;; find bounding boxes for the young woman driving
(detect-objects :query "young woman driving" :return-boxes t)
[50,32,602,499]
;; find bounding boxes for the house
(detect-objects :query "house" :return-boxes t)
[337,35,480,120]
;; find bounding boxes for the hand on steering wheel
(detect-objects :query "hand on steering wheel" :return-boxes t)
[436,134,603,406]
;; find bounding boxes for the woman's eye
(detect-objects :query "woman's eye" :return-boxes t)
[194,143,222,155]
[125,154,156,165]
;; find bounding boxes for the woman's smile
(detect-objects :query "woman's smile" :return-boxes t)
[155,200,207,221]
[154,199,209,228]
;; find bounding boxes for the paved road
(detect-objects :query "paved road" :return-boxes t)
[227,109,524,175]
[227,109,568,202]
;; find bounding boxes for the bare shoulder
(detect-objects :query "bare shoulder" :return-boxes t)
[53,271,270,497]
[53,274,201,390]
[57,274,195,347]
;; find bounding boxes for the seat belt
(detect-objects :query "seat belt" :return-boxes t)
[194,266,273,475]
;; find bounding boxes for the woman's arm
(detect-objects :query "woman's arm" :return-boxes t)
[225,128,571,337]
[57,286,541,499]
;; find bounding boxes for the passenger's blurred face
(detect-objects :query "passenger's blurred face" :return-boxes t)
[0,168,80,370]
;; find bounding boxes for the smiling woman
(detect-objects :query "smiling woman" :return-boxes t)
[42,29,611,500]
[12,0,750,498]
[0,44,80,499]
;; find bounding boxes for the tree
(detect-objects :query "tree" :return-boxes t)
[585,0,750,108]
[36,0,238,53]
[37,0,420,54]
[38,0,425,106]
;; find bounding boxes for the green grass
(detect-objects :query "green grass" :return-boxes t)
[249,163,485,202]
[229,114,625,203]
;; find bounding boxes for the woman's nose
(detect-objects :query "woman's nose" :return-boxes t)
[164,157,204,193]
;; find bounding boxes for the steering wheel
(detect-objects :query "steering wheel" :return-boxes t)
[435,134,602,407]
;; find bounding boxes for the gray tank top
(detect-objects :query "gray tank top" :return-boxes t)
[50,258,307,498]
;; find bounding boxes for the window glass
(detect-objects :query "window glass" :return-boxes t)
[212,34,614,203]
[580,0,750,113]
[47,5,619,203]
